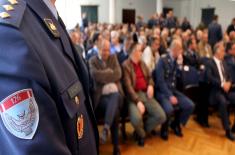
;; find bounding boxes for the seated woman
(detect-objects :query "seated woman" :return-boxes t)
[122,43,166,147]
[89,40,123,155]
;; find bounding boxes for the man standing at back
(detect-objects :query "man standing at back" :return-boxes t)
[0,0,98,154]
[208,15,223,48]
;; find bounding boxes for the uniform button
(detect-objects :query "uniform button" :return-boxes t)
[75,96,80,105]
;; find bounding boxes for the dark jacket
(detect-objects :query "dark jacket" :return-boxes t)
[206,59,232,93]
[224,54,235,84]
[208,21,223,47]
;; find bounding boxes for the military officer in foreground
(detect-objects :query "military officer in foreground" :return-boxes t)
[0,0,98,154]
[154,39,195,140]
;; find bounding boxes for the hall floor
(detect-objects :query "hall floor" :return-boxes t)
[100,116,235,155]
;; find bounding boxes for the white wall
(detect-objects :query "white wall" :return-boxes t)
[164,0,235,30]
[56,0,157,28]
[56,0,81,29]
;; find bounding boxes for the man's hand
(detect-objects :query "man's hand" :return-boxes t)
[147,85,154,99]
[223,81,232,93]
[137,101,145,115]
[169,96,178,105]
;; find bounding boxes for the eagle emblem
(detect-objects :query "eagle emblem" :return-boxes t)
[0,89,39,139]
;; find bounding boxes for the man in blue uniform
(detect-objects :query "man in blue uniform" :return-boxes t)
[0,0,98,154]
[154,39,195,140]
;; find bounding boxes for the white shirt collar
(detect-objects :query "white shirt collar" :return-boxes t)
[213,56,221,64]
[42,0,58,19]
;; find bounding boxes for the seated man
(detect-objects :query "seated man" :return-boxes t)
[154,39,195,140]
[225,42,235,85]
[89,40,123,155]
[206,42,235,141]
[122,43,166,147]
[86,32,102,60]
[183,38,201,69]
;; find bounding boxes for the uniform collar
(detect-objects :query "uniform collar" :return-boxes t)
[42,0,58,19]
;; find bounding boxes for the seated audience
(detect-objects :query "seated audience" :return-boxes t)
[122,43,166,147]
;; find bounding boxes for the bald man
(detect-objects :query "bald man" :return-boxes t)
[0,0,98,154]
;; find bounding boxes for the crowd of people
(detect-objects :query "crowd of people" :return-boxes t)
[69,11,235,155]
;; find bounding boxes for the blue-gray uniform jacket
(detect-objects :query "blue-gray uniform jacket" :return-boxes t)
[154,53,179,100]
[0,0,98,155]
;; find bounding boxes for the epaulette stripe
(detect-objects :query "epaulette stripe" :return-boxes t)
[0,0,26,28]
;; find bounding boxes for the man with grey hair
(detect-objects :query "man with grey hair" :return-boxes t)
[206,42,235,141]
[154,39,195,140]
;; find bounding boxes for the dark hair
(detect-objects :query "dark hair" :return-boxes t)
[213,15,218,21]
[226,42,235,52]
[128,43,138,54]
[149,37,159,46]
[186,38,194,48]
[92,32,100,43]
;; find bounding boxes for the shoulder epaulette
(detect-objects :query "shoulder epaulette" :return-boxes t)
[0,0,26,28]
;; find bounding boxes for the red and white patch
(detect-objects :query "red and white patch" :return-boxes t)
[0,89,39,139]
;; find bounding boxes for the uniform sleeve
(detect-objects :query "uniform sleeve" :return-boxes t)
[154,59,173,98]
[0,26,71,155]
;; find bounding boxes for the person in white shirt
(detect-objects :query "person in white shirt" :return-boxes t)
[142,37,161,73]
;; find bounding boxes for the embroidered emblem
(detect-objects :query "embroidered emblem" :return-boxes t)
[0,89,39,139]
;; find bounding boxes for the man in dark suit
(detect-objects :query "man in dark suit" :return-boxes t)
[0,0,98,154]
[227,18,235,35]
[183,38,201,69]
[225,42,235,85]
[206,42,235,141]
[208,15,223,48]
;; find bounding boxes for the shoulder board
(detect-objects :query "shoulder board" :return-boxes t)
[0,0,26,28]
